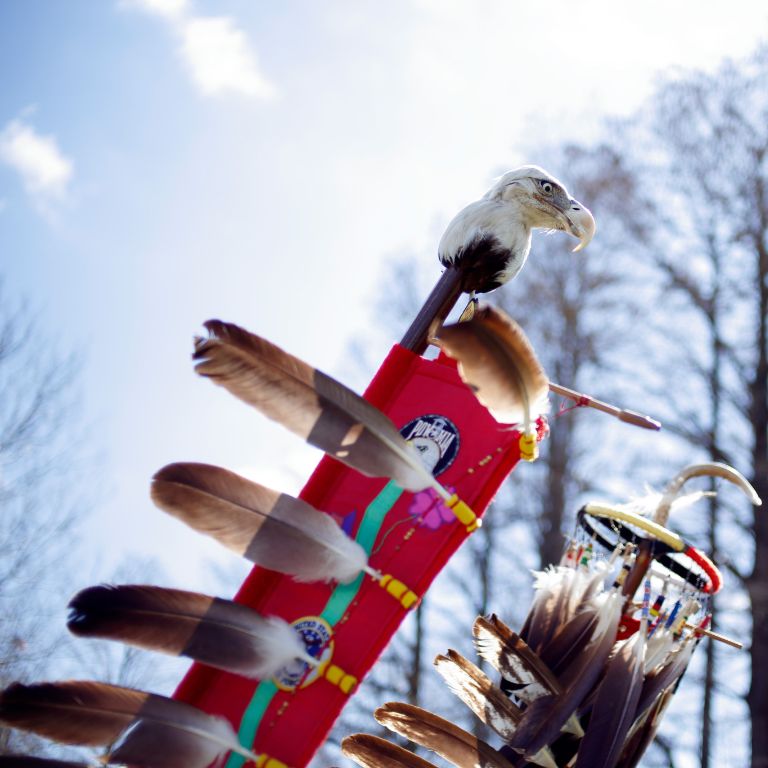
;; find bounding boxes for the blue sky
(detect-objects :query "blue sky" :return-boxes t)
[2,0,768,592]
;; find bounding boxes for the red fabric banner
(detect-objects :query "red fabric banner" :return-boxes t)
[174,344,540,768]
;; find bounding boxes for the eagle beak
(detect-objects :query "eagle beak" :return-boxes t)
[565,200,596,252]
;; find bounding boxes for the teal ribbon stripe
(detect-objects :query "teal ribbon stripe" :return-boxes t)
[225,481,404,768]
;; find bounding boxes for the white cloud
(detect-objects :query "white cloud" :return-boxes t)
[124,1,276,99]
[0,118,74,202]
[179,16,275,99]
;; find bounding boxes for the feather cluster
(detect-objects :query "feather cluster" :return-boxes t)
[343,528,711,768]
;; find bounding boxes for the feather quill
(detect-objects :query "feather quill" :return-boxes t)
[67,584,316,677]
[193,320,438,493]
[472,616,583,738]
[341,733,439,768]
[431,306,548,430]
[374,701,516,768]
[433,651,557,768]
[507,590,623,757]
[574,629,646,767]
[151,462,371,583]
[0,680,257,768]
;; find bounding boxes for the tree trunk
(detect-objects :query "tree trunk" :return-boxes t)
[747,235,768,768]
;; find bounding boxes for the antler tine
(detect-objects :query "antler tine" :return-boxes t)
[654,462,762,526]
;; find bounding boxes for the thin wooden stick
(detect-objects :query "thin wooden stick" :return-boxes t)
[630,604,743,649]
[688,624,743,649]
[549,382,661,431]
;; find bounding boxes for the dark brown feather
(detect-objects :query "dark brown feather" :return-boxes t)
[574,629,646,768]
[375,701,516,768]
[67,584,314,678]
[193,320,434,492]
[617,690,674,768]
[342,733,439,768]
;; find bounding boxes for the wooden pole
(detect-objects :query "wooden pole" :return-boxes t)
[400,266,464,354]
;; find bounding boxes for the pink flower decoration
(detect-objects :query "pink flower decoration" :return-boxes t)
[408,487,456,530]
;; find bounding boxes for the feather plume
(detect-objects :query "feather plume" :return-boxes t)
[0,680,257,768]
[431,305,548,429]
[574,629,646,768]
[341,734,439,768]
[433,651,557,768]
[374,701,516,768]
[507,590,623,757]
[151,462,369,583]
[67,584,315,677]
[193,320,437,493]
[472,616,583,738]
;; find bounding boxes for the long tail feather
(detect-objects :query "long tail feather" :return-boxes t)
[151,462,369,583]
[432,305,548,429]
[374,701,516,768]
[434,651,557,768]
[0,680,257,768]
[193,320,436,492]
[507,591,623,757]
[575,629,646,768]
[67,584,315,677]
[341,734,439,768]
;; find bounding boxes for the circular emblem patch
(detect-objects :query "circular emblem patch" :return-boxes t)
[399,414,460,477]
[273,615,334,691]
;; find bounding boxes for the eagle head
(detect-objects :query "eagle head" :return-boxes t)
[439,165,596,293]
[484,165,596,253]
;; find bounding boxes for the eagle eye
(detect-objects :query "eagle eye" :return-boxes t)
[539,180,554,195]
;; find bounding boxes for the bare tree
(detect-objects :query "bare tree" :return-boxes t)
[0,286,89,755]
[598,45,768,766]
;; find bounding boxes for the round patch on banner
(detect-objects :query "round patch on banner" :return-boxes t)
[273,615,334,691]
[399,414,460,477]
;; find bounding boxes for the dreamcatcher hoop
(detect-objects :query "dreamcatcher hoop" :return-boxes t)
[577,503,722,595]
